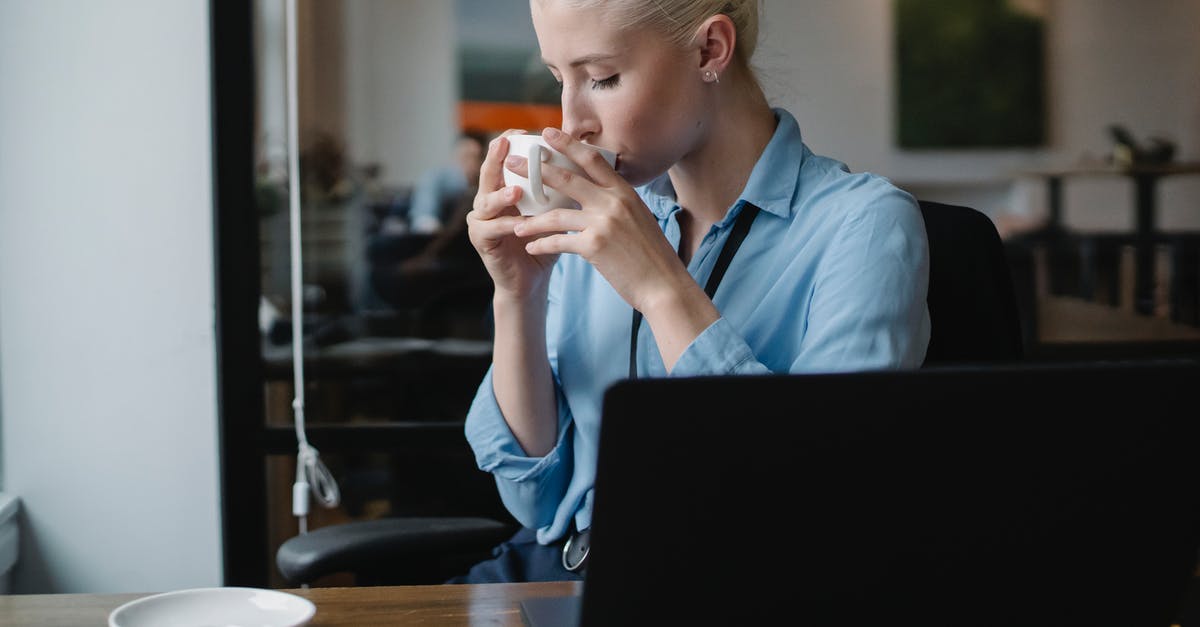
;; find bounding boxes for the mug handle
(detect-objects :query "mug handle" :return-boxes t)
[528,144,551,206]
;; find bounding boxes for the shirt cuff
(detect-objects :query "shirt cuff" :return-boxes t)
[463,367,573,483]
[669,317,766,377]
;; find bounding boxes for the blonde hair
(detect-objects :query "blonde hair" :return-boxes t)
[555,0,761,68]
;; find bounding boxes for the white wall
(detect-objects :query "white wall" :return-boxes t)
[755,0,1200,231]
[344,1,457,188]
[0,0,223,593]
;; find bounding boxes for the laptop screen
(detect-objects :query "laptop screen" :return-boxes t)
[573,360,1200,626]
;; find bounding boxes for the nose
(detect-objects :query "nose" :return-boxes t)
[560,87,599,143]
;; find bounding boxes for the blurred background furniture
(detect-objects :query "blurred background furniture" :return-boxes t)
[1001,225,1200,362]
[1013,162,1200,317]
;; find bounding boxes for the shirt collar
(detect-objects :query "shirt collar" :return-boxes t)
[639,108,805,223]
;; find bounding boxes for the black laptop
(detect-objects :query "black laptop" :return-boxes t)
[522,360,1200,626]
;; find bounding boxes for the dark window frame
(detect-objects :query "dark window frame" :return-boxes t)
[210,0,268,586]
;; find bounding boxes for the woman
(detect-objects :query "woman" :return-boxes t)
[452,0,930,583]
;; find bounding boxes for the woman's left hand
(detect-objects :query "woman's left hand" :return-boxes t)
[509,128,691,314]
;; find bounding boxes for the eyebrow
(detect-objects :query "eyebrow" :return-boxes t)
[542,53,619,69]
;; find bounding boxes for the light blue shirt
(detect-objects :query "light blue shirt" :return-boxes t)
[464,108,930,544]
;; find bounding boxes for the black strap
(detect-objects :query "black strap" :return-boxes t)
[630,203,761,378]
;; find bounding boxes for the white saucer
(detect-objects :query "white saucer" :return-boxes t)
[109,587,316,627]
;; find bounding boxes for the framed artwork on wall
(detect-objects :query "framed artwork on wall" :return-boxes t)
[895,0,1048,148]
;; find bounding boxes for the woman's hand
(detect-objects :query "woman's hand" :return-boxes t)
[465,130,559,302]
[508,128,692,314]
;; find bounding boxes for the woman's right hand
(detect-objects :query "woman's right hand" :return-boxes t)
[466,131,559,301]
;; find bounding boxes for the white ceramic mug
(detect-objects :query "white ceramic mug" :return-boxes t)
[502,134,617,216]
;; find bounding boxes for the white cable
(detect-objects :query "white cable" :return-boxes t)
[285,0,339,534]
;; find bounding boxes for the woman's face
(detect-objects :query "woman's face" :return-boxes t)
[531,0,708,186]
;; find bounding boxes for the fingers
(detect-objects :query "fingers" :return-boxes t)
[478,136,508,194]
[466,212,525,240]
[472,183,523,220]
[501,154,591,210]
[503,153,530,179]
[519,159,596,205]
[523,232,577,256]
[541,127,621,186]
[478,129,528,195]
[465,211,528,247]
[513,207,590,239]
[514,207,598,258]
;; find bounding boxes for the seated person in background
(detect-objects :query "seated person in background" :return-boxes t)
[371,191,490,320]
[367,132,493,329]
[452,0,930,584]
[404,130,489,234]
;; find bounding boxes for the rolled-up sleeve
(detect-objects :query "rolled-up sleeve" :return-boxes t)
[669,317,772,377]
[463,366,575,530]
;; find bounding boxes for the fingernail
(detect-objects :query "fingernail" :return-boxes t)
[544,127,562,140]
[505,155,521,168]
[513,223,525,235]
[505,186,517,200]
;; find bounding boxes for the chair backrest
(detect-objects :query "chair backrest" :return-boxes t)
[918,199,1024,365]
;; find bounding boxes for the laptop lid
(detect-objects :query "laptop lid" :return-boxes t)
[571,360,1200,626]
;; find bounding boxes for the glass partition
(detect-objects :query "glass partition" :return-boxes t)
[249,0,546,585]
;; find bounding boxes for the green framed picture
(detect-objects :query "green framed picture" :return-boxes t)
[896,0,1047,148]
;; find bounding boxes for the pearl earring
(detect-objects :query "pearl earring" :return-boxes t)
[704,70,720,84]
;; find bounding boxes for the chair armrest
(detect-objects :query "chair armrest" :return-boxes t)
[276,517,513,585]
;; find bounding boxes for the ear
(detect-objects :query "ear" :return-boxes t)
[692,14,736,78]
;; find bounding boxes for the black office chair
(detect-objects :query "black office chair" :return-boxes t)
[276,514,514,586]
[276,199,1026,586]
[918,199,1025,365]
[275,417,518,585]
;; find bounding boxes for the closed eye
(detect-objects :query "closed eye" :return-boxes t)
[591,74,620,90]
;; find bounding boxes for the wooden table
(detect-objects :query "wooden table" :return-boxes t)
[0,582,581,626]
[1016,162,1200,315]
[1038,295,1200,343]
